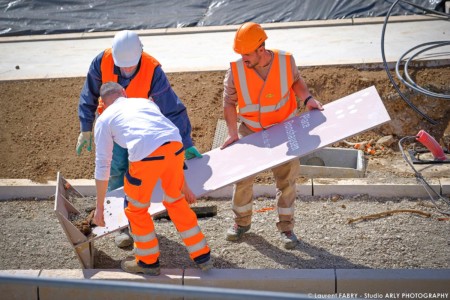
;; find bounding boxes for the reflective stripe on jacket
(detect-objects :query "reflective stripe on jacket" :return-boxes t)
[230,49,297,132]
[100,48,159,98]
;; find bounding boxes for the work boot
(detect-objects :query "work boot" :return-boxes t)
[226,223,251,241]
[194,252,213,271]
[280,230,299,250]
[196,258,213,271]
[120,257,160,276]
[115,228,133,248]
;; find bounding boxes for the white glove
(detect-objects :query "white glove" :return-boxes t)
[76,131,92,155]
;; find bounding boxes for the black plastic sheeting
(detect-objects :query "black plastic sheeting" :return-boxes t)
[0,0,446,37]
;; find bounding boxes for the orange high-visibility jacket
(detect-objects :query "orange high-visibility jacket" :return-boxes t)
[230,49,297,132]
[100,48,160,98]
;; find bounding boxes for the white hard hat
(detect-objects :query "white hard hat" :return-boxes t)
[112,30,143,67]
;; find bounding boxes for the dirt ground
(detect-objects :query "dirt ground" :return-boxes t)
[0,65,449,272]
[0,65,449,183]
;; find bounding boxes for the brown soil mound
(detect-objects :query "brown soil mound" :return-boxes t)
[0,66,449,183]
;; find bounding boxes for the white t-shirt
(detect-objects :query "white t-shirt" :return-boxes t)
[94,97,181,180]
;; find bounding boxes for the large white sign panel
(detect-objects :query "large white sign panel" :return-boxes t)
[89,86,390,238]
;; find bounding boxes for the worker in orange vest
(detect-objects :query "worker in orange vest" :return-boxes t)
[92,82,212,275]
[76,30,202,248]
[221,22,324,249]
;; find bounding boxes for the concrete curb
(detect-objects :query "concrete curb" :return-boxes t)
[1,269,449,299]
[0,178,448,200]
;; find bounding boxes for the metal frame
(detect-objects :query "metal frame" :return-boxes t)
[408,148,450,164]
[54,172,95,268]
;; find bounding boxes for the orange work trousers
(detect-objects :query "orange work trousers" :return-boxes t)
[123,141,210,265]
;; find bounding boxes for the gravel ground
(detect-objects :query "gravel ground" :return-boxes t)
[1,195,449,270]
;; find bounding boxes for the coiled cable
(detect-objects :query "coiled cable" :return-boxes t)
[397,41,450,99]
[381,0,450,124]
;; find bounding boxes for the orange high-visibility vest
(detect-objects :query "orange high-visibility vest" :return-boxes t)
[100,48,159,98]
[231,49,297,132]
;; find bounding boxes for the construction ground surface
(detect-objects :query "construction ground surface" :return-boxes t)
[0,17,449,298]
[0,62,449,273]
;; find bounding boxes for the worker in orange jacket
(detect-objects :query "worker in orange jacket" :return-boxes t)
[77,30,202,249]
[221,22,324,249]
[92,82,212,275]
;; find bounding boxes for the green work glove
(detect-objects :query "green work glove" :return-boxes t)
[76,131,92,155]
[185,146,202,160]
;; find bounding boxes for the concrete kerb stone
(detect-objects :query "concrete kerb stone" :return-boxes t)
[1,269,449,299]
[312,178,442,198]
[0,179,94,200]
[0,178,448,200]
[441,178,450,196]
[0,270,40,300]
[36,269,184,300]
[39,268,183,283]
[336,269,450,295]
[184,268,335,294]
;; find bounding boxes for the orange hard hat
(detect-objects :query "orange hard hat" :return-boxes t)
[233,22,267,54]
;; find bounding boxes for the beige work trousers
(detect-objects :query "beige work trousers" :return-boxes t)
[231,123,300,232]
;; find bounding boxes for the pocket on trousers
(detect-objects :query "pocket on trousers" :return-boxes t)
[175,146,184,156]
[125,170,142,186]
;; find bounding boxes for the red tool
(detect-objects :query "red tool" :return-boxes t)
[416,130,446,161]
